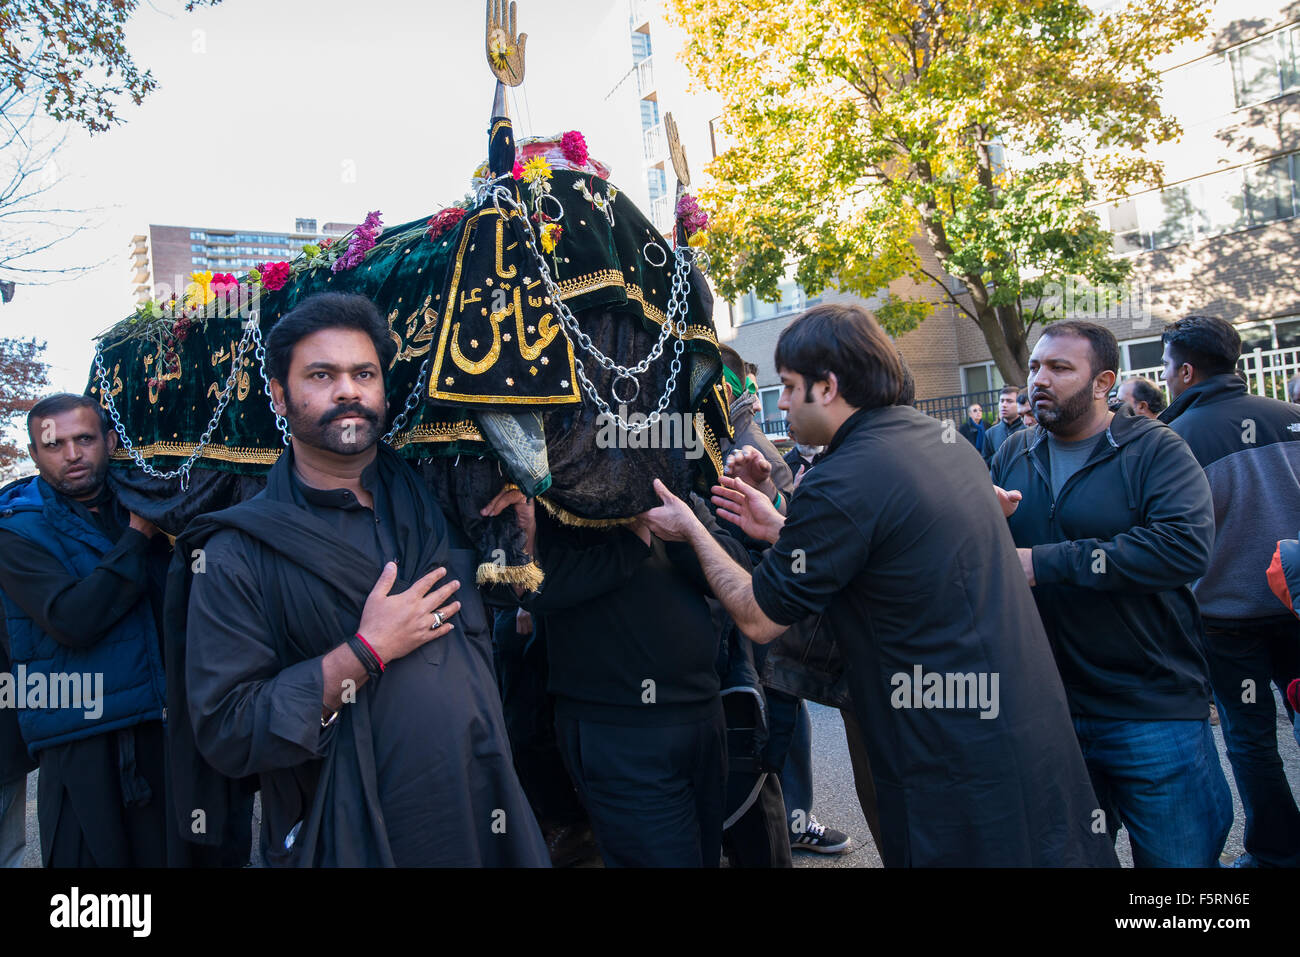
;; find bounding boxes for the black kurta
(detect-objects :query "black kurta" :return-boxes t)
[183,446,548,867]
[750,405,1116,867]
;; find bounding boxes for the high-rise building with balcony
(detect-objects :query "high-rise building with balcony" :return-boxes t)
[129,218,357,304]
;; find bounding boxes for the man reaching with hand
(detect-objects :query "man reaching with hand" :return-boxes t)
[176,293,547,867]
[639,303,1115,867]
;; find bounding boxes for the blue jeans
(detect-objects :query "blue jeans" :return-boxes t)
[0,775,26,868]
[1072,716,1232,867]
[779,698,814,833]
[1203,618,1300,867]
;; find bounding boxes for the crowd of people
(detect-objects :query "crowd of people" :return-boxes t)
[0,295,1297,868]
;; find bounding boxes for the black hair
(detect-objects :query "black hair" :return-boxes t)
[1017,391,1029,405]
[774,303,902,410]
[1126,376,1166,415]
[717,344,746,382]
[1161,314,1241,377]
[1040,320,1121,377]
[264,292,396,387]
[27,393,110,443]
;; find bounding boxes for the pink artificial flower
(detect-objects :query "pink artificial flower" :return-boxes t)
[675,193,710,236]
[512,160,525,180]
[560,130,589,167]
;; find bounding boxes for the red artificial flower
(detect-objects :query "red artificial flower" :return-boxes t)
[561,130,588,167]
[261,261,292,291]
[512,160,524,180]
[426,206,468,241]
[320,238,334,249]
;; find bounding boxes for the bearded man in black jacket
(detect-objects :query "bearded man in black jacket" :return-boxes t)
[991,319,1233,868]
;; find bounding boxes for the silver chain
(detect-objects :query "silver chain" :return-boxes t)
[251,320,292,446]
[485,184,700,432]
[93,321,257,489]
[382,355,432,444]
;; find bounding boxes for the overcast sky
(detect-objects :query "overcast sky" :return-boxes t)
[3,0,641,394]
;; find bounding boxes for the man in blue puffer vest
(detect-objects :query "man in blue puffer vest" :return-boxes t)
[0,394,169,866]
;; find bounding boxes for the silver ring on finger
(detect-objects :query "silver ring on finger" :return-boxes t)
[431,611,444,630]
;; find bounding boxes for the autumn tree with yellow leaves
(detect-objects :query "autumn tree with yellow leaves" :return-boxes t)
[669,0,1212,383]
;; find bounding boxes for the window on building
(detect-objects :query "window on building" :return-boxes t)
[959,362,1006,396]
[1121,337,1165,372]
[1229,26,1300,108]
[1244,154,1294,224]
[1193,171,1247,237]
[735,281,821,324]
[1106,200,1144,255]
[759,386,783,423]
[631,31,652,62]
[640,98,660,131]
[646,165,667,201]
[189,231,206,241]
[1107,152,1299,252]
[1237,321,1274,354]
[1277,317,1300,348]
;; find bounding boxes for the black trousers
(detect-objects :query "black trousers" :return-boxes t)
[39,721,167,868]
[556,703,726,867]
[1203,617,1300,867]
[492,609,585,828]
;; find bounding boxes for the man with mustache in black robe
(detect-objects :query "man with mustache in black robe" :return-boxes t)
[171,292,548,866]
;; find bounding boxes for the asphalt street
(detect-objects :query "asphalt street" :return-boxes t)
[15,688,1300,867]
[793,689,1300,867]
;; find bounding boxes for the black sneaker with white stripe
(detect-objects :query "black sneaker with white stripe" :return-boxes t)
[790,816,851,854]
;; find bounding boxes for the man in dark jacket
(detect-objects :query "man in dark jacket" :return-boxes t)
[1159,314,1300,868]
[644,303,1116,867]
[957,402,989,461]
[984,385,1026,465]
[991,319,1232,867]
[0,394,170,867]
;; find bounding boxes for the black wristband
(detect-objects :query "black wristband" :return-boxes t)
[346,635,382,681]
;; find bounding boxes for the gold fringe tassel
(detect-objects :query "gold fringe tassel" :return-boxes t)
[536,495,637,529]
[476,559,545,592]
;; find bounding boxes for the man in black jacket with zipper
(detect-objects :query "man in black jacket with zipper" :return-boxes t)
[1159,314,1300,868]
[991,319,1232,867]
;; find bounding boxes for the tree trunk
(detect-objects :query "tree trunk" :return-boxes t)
[973,303,1030,388]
